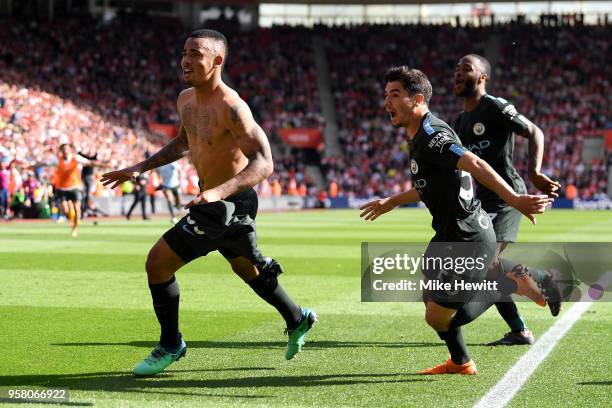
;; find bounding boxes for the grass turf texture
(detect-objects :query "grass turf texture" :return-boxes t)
[0,209,610,407]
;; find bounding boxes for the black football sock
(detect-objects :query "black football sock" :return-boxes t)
[149,276,181,349]
[247,273,302,330]
[495,299,527,332]
[450,300,494,328]
[437,327,471,365]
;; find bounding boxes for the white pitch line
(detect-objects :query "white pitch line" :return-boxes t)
[474,273,612,408]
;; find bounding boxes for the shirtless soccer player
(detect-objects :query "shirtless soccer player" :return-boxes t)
[101,29,316,376]
[360,66,561,374]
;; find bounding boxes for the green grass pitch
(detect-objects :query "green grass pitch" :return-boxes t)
[0,209,611,407]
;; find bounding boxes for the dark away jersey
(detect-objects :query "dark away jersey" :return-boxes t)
[410,112,489,241]
[454,94,528,212]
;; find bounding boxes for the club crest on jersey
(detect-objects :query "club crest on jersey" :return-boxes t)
[478,214,490,229]
[473,122,486,136]
[411,159,419,174]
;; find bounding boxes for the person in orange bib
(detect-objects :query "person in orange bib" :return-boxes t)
[52,144,97,237]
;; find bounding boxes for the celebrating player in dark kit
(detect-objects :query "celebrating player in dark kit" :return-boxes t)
[453,54,562,346]
[101,29,316,376]
[360,67,562,374]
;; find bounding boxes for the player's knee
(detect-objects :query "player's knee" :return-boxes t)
[229,257,258,281]
[145,247,168,279]
[230,262,247,275]
[145,250,159,277]
[425,309,450,331]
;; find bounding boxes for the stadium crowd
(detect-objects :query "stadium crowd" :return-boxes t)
[322,22,611,199]
[0,17,322,218]
[0,16,609,219]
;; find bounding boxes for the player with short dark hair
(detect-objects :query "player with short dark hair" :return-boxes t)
[360,66,560,374]
[453,54,562,345]
[101,29,316,376]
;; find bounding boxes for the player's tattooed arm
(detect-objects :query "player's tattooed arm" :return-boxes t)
[210,100,273,200]
[518,121,561,197]
[136,125,189,173]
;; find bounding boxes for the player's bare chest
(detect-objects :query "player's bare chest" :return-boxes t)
[181,103,227,146]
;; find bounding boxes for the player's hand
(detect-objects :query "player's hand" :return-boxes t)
[510,194,554,225]
[100,166,141,189]
[359,197,397,221]
[184,189,222,209]
[529,172,561,198]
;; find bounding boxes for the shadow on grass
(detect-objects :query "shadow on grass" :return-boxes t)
[0,370,431,399]
[576,381,612,386]
[53,340,448,349]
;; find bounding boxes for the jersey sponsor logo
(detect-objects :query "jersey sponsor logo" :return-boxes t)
[478,214,490,229]
[414,178,427,189]
[449,143,466,157]
[466,140,491,155]
[411,159,419,174]
[423,117,435,135]
[428,132,453,152]
[473,122,486,136]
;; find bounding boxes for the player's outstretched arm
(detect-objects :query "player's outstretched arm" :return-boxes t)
[359,189,421,221]
[185,99,273,207]
[457,151,553,224]
[518,120,561,197]
[100,126,189,189]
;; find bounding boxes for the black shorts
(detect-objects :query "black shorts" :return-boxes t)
[488,205,522,242]
[423,215,496,309]
[57,188,82,203]
[163,188,264,265]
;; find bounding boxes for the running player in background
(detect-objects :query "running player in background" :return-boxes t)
[453,54,561,345]
[361,66,560,374]
[156,162,182,224]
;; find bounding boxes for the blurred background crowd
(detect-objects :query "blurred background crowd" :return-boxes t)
[1,13,609,219]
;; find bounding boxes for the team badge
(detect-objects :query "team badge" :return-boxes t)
[473,122,485,136]
[478,214,490,229]
[410,159,419,174]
